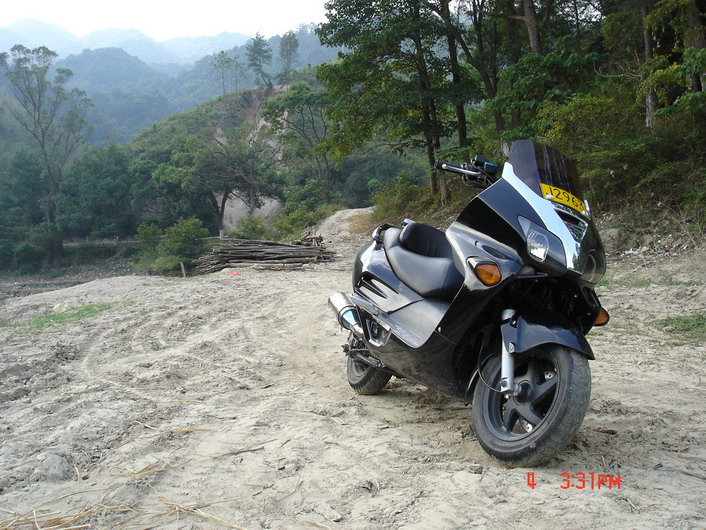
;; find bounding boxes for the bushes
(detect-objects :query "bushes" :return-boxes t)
[371,173,429,224]
[230,216,279,241]
[540,87,705,237]
[135,217,210,272]
[0,224,64,273]
[272,203,339,241]
[11,242,43,275]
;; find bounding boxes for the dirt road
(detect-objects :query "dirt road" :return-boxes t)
[1,209,704,528]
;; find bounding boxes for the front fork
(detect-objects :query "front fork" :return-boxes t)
[500,309,521,396]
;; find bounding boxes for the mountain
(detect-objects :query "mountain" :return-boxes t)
[59,48,170,94]
[56,48,175,144]
[1,19,251,65]
[79,28,182,64]
[4,19,78,52]
[163,33,251,63]
[3,23,343,144]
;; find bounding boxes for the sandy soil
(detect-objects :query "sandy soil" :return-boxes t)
[0,208,704,529]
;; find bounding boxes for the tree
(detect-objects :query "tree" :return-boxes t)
[318,0,453,195]
[0,45,91,227]
[206,122,282,220]
[262,82,335,202]
[279,31,300,85]
[153,123,281,236]
[246,33,274,90]
[135,217,210,272]
[57,144,139,238]
[212,50,236,95]
[232,54,248,92]
[646,0,706,109]
[0,149,46,229]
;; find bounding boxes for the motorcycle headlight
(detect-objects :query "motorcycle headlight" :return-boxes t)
[527,228,549,261]
[519,217,567,273]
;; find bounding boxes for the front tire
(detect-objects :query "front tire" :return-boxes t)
[472,345,591,466]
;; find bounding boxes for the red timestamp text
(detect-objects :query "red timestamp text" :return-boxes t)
[526,472,621,490]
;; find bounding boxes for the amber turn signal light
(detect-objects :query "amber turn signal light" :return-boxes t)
[473,262,502,286]
[594,307,610,326]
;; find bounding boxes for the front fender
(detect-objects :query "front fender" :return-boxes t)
[501,309,594,360]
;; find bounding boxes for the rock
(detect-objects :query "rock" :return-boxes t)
[35,453,73,481]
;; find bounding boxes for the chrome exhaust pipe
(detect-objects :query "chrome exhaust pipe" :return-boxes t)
[328,292,364,338]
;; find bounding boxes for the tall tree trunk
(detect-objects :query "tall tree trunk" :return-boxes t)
[523,0,542,53]
[441,0,468,147]
[219,192,229,239]
[573,0,582,48]
[685,0,706,91]
[411,28,441,195]
[248,183,256,215]
[642,2,658,129]
[423,124,439,196]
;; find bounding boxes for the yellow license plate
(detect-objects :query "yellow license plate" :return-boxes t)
[540,183,586,213]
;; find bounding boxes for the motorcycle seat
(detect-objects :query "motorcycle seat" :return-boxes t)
[383,222,463,300]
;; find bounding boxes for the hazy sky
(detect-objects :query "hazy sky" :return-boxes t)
[0,0,329,40]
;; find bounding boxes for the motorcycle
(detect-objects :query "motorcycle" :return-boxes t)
[328,140,609,466]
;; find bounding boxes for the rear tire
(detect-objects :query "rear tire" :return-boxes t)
[472,345,590,466]
[347,355,392,395]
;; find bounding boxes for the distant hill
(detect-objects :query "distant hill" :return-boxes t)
[1,19,251,64]
[2,19,78,54]
[1,21,341,145]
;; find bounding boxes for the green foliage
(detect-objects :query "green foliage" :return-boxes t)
[371,173,427,224]
[1,302,127,334]
[540,77,705,229]
[134,222,164,269]
[273,200,339,242]
[316,0,453,170]
[230,216,278,241]
[246,33,274,89]
[57,144,139,238]
[491,49,600,141]
[262,82,334,201]
[0,239,13,269]
[0,148,47,228]
[370,172,479,229]
[279,31,300,84]
[11,241,42,274]
[659,312,706,344]
[1,45,92,225]
[156,217,210,267]
[135,218,209,271]
[5,223,65,273]
[62,243,117,265]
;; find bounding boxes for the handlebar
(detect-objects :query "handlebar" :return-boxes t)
[435,158,499,188]
[434,160,483,178]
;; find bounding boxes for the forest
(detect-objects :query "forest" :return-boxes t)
[0,0,704,273]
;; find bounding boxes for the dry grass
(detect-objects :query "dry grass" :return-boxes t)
[148,495,245,529]
[345,210,376,235]
[0,488,130,529]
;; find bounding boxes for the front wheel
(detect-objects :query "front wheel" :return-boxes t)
[472,345,591,466]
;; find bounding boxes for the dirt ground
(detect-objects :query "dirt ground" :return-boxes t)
[0,208,704,529]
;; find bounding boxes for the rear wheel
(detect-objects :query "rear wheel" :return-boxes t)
[472,345,591,466]
[346,336,391,395]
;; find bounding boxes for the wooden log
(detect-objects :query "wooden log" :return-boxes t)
[194,238,335,274]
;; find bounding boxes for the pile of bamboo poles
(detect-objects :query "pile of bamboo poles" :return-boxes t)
[195,239,336,273]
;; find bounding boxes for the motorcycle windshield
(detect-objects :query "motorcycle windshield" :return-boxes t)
[507,140,586,216]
